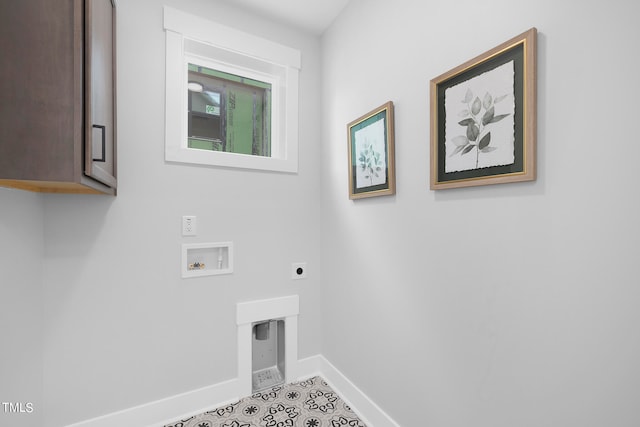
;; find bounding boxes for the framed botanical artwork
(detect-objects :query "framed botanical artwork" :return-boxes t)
[430,27,537,190]
[347,101,396,199]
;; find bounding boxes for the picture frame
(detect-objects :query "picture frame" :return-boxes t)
[430,28,537,190]
[347,101,396,200]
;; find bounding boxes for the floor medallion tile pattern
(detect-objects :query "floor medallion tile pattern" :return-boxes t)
[164,376,367,427]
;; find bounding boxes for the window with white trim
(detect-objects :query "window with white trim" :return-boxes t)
[164,7,301,173]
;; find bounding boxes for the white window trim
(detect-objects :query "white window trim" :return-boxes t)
[163,6,301,173]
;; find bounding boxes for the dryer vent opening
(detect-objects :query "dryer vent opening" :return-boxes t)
[251,319,285,392]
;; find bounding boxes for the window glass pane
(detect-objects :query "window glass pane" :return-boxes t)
[187,63,271,157]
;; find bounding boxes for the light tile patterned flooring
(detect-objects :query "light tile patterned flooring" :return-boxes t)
[163,376,367,427]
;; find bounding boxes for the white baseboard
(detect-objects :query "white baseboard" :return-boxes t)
[65,378,240,427]
[300,355,400,427]
[66,355,399,427]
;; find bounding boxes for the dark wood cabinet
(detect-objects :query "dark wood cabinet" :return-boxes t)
[0,0,117,195]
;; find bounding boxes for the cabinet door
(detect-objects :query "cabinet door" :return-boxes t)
[85,0,117,188]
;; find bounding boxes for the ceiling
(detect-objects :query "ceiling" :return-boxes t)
[219,0,351,35]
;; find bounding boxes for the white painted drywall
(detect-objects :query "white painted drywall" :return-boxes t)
[0,188,43,426]
[35,0,323,425]
[320,1,640,426]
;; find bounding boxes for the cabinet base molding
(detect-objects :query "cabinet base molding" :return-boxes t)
[0,179,114,195]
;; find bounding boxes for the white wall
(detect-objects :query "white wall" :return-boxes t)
[0,188,43,426]
[37,1,323,425]
[320,1,640,426]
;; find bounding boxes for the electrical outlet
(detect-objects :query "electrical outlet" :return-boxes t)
[291,262,307,280]
[182,215,196,236]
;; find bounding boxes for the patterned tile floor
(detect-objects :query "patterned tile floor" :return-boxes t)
[163,376,367,427]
